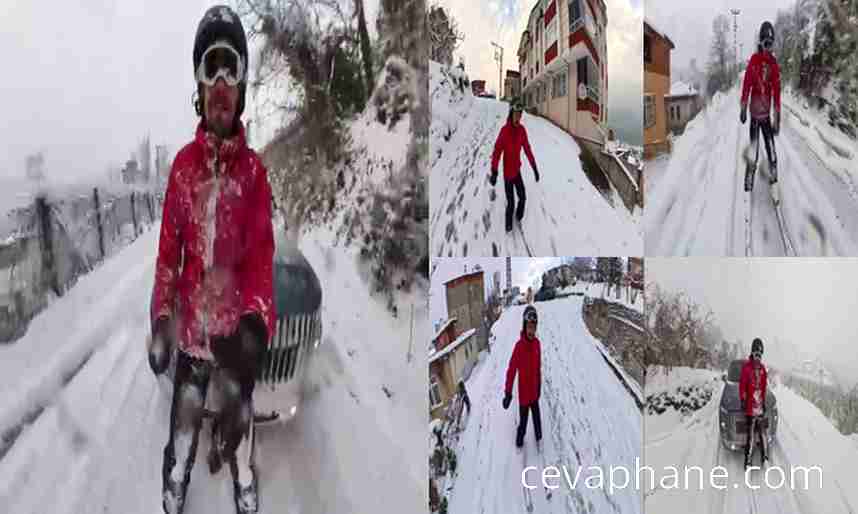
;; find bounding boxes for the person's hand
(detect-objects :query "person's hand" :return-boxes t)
[149,316,172,375]
[489,169,498,187]
[534,167,540,183]
[740,105,747,124]
[502,393,512,410]
[772,112,780,135]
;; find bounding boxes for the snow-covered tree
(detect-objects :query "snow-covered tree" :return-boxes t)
[706,14,732,97]
[428,3,464,66]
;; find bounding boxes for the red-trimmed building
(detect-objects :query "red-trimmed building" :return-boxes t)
[518,0,608,143]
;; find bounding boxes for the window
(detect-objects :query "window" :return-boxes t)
[430,376,442,408]
[644,94,655,128]
[676,104,682,120]
[552,72,567,98]
[569,0,582,30]
[644,34,652,64]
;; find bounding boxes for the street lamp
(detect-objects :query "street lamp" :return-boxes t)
[491,41,504,99]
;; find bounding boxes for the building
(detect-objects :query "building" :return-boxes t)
[472,79,487,97]
[542,264,576,289]
[665,81,702,135]
[429,317,479,420]
[518,0,608,143]
[504,70,521,100]
[643,19,674,158]
[445,270,487,350]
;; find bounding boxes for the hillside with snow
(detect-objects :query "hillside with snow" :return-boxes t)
[430,61,642,257]
[439,297,641,514]
[646,366,858,514]
[646,82,858,256]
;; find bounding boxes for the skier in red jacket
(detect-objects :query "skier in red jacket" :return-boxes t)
[502,305,543,448]
[739,338,769,469]
[147,6,273,514]
[740,21,781,201]
[490,101,539,233]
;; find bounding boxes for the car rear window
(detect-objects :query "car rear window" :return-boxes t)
[728,360,743,382]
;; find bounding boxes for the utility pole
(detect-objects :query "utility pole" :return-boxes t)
[729,9,741,77]
[491,41,504,99]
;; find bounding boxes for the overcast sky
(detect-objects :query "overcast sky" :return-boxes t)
[0,0,379,185]
[647,258,858,388]
[429,257,563,328]
[438,0,643,145]
[646,0,796,81]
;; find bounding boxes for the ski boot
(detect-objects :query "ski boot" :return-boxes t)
[769,164,780,205]
[230,460,259,514]
[506,218,513,233]
[162,451,192,514]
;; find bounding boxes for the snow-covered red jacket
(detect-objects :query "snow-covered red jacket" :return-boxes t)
[739,358,768,417]
[741,50,781,121]
[490,121,537,181]
[504,330,542,406]
[150,121,275,361]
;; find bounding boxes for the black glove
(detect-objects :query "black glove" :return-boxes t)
[740,105,747,125]
[489,169,498,187]
[772,111,780,135]
[502,393,512,410]
[149,316,173,375]
[534,167,540,183]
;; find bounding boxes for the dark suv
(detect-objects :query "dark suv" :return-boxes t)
[718,359,778,451]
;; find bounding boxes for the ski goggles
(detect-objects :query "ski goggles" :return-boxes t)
[524,310,538,324]
[761,37,774,50]
[752,350,763,360]
[195,41,245,87]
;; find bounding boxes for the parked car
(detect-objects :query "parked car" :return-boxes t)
[158,230,323,427]
[534,286,556,302]
[718,359,778,451]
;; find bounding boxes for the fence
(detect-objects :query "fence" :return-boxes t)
[0,187,163,342]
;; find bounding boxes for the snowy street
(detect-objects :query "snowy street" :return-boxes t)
[430,62,642,258]
[441,297,641,514]
[0,225,426,514]
[645,84,858,256]
[645,368,858,514]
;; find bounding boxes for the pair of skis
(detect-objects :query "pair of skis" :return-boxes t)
[488,178,533,257]
[518,438,552,513]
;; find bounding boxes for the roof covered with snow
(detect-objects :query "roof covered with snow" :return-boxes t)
[644,17,674,48]
[432,317,457,342]
[428,328,476,364]
[667,81,698,97]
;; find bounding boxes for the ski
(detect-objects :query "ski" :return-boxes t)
[520,443,534,513]
[517,223,534,257]
[536,440,552,501]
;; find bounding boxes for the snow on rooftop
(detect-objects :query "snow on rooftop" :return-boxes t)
[668,81,698,97]
[428,328,476,364]
[432,317,457,341]
[644,17,672,45]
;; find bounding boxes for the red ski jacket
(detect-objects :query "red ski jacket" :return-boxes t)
[150,121,275,361]
[741,51,781,121]
[739,359,768,417]
[504,330,542,406]
[490,121,537,181]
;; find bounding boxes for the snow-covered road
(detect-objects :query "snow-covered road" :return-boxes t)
[645,85,858,256]
[430,62,642,258]
[645,368,858,514]
[0,225,426,514]
[443,297,641,514]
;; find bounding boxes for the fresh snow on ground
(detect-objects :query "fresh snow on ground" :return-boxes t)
[645,366,858,514]
[430,61,642,257]
[441,297,641,514]
[645,82,858,256]
[0,223,426,514]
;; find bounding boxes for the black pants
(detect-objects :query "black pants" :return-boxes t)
[504,175,526,230]
[516,400,542,447]
[162,335,264,510]
[744,415,769,465]
[750,117,778,181]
